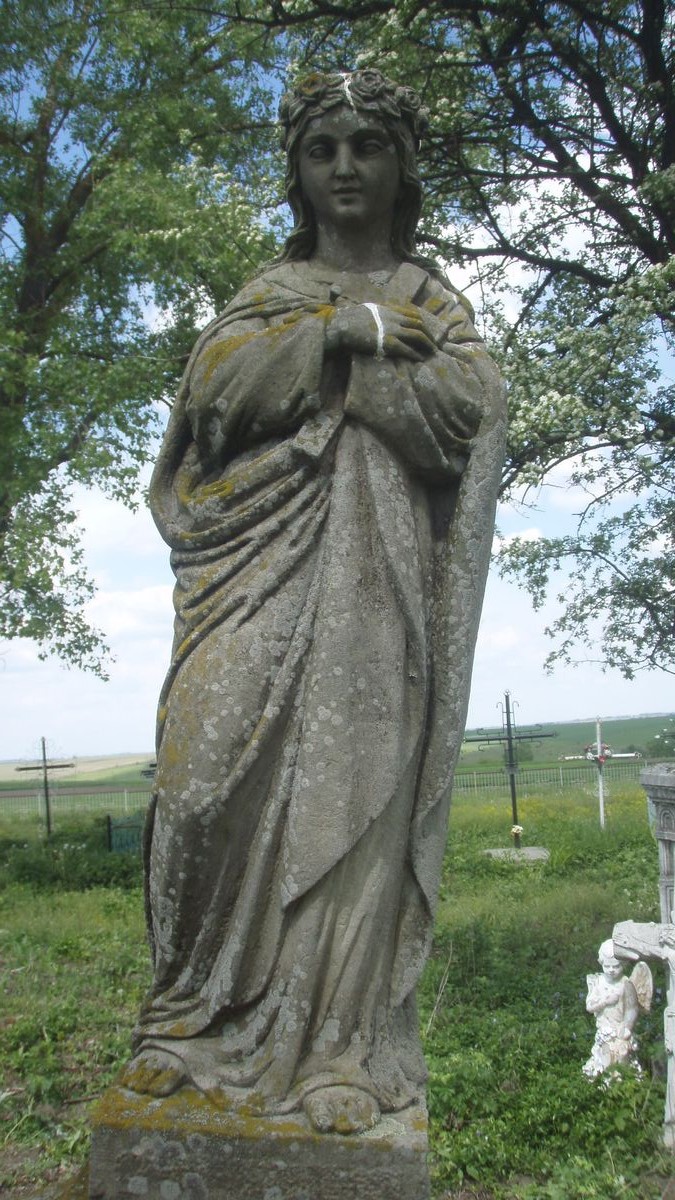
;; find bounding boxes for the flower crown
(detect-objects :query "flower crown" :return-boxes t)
[279,69,429,150]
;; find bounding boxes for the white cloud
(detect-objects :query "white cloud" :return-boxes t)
[86,584,174,640]
[493,526,543,552]
[478,623,522,651]
[467,567,675,728]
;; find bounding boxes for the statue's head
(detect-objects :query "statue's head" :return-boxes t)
[278,69,430,263]
[598,939,624,980]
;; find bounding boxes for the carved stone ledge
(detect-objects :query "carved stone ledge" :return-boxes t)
[87,1087,430,1200]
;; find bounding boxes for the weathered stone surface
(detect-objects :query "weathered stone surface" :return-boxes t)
[641,762,675,922]
[483,847,550,864]
[88,1087,430,1200]
[126,68,507,1139]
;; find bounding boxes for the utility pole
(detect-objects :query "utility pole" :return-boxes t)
[16,738,74,837]
[464,692,556,848]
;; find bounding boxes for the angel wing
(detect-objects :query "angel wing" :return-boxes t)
[630,961,653,1013]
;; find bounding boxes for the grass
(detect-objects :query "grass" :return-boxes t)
[0,890,147,1193]
[0,787,672,1198]
[420,785,671,1197]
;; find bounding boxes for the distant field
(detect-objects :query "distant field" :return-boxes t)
[0,753,154,790]
[459,711,674,767]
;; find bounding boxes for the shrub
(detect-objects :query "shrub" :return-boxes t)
[0,818,143,891]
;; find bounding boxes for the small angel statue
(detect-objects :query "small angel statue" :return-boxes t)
[583,939,653,1079]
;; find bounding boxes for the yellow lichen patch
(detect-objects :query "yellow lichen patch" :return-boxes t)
[176,479,195,506]
[390,303,421,320]
[281,304,335,329]
[308,304,335,324]
[94,1086,310,1143]
[161,738,182,770]
[91,1086,428,1159]
[200,317,308,385]
[117,1058,185,1097]
[200,332,260,384]
[197,477,235,501]
[175,631,197,660]
[425,296,447,316]
[162,1020,194,1038]
[195,570,212,592]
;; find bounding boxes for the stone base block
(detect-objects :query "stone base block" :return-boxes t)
[88,1087,430,1200]
[483,846,550,864]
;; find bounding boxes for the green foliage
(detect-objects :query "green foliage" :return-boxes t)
[4,2,674,675]
[420,783,670,1196]
[0,884,147,1189]
[0,1,285,669]
[496,269,675,677]
[231,1,675,676]
[0,817,143,890]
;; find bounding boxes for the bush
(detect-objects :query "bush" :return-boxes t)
[0,818,143,891]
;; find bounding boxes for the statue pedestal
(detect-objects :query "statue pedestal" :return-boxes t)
[88,1087,430,1200]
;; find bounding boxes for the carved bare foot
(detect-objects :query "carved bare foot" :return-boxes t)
[303,1085,380,1134]
[118,1049,188,1097]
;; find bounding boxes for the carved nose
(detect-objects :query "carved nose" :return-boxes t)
[334,146,356,178]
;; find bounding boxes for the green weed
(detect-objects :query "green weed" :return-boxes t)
[0,886,148,1191]
[0,817,143,892]
[421,783,670,1196]
[0,784,672,1198]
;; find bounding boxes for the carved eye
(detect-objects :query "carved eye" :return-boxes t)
[359,138,385,155]
[306,142,332,160]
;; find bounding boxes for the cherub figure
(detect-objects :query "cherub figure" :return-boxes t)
[583,939,652,1079]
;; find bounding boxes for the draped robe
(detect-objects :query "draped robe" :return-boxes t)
[137,259,506,1114]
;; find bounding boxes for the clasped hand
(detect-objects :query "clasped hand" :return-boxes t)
[285,301,437,362]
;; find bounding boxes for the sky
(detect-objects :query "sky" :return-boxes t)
[1,466,673,764]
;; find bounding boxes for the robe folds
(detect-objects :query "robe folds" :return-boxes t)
[138,258,506,1114]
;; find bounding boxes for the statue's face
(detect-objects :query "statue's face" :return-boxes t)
[298,107,400,236]
[601,957,623,981]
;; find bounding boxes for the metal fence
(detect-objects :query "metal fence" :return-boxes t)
[0,787,152,820]
[453,761,643,794]
[0,760,645,822]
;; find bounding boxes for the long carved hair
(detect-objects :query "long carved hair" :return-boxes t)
[277,70,440,275]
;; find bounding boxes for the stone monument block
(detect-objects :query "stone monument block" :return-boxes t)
[641,763,675,922]
[88,1088,430,1200]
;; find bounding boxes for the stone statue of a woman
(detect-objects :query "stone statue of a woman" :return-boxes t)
[121,69,506,1135]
